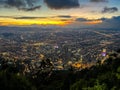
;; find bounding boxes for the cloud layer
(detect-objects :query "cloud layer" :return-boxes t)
[102,7,118,13]
[44,0,80,9]
[69,16,120,29]
[0,0,80,11]
[0,0,41,11]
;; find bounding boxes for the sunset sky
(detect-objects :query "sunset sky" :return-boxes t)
[0,0,120,27]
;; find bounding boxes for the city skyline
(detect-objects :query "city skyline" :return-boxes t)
[0,0,120,27]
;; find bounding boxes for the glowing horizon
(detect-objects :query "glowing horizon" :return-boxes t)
[0,0,120,27]
[0,17,73,26]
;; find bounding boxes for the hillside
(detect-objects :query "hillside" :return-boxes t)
[0,50,120,90]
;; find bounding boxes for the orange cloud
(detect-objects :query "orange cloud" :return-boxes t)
[85,20,102,25]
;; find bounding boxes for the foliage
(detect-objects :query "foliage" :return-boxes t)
[0,70,36,90]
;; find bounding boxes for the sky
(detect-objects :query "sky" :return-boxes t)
[0,0,120,28]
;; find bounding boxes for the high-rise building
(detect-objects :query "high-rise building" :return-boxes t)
[101,49,107,57]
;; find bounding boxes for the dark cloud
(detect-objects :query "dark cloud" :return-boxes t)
[0,16,47,19]
[102,7,118,13]
[57,15,71,18]
[61,19,69,21]
[1,0,80,10]
[44,0,80,9]
[21,6,41,11]
[0,0,41,11]
[76,18,88,21]
[14,16,41,19]
[14,16,72,19]
[90,0,108,2]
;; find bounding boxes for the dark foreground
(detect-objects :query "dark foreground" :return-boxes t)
[0,49,120,90]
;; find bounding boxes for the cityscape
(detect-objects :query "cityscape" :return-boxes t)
[0,27,120,73]
[0,0,120,90]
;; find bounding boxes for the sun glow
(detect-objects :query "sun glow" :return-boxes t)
[0,17,72,26]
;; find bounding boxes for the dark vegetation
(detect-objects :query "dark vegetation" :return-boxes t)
[0,49,120,90]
